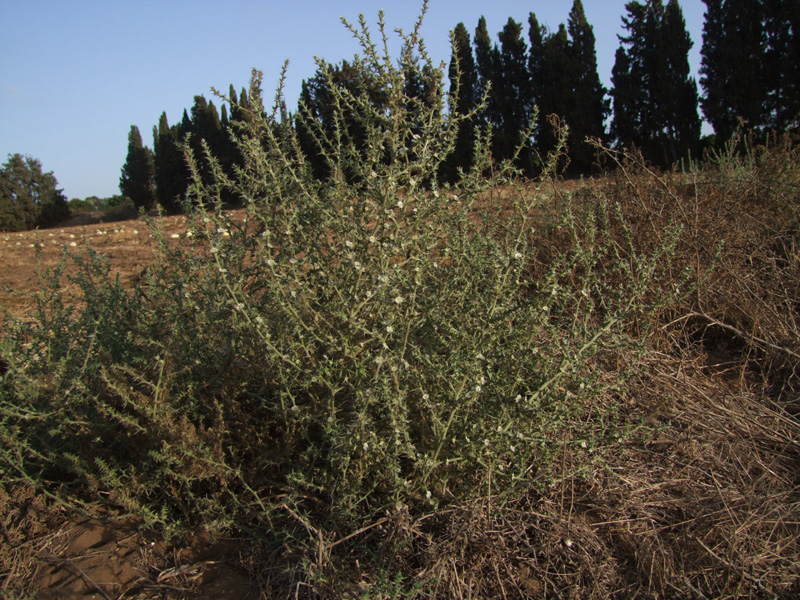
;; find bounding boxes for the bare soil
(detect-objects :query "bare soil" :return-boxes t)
[0,213,200,320]
[1,484,259,599]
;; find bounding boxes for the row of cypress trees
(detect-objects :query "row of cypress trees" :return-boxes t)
[120,0,800,213]
[120,86,255,213]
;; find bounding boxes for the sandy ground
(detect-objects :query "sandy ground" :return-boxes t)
[0,213,198,320]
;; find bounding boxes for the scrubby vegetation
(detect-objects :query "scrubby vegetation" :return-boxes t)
[1,6,799,599]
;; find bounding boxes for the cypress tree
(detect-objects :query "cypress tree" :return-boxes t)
[658,0,700,164]
[535,24,574,167]
[152,112,189,214]
[474,16,496,135]
[611,1,661,161]
[120,125,156,211]
[187,95,227,196]
[700,0,768,140]
[768,0,800,131]
[442,22,477,182]
[296,60,389,181]
[565,0,610,172]
[474,17,534,172]
[611,0,699,167]
[529,2,609,175]
[701,0,800,140]
[496,18,534,172]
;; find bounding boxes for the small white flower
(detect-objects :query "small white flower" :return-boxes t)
[386,325,394,334]
[394,295,404,305]
[345,240,355,249]
[496,425,503,433]
[363,442,369,451]
[484,439,490,447]
[235,302,245,311]
[369,235,377,244]
[474,384,482,393]
[514,251,523,260]
[210,246,219,254]
[396,200,404,209]
[354,261,363,271]
[218,267,228,274]
[422,393,429,401]
[426,490,431,499]
[515,394,523,403]
[477,353,485,360]
[255,316,265,325]
[266,258,275,267]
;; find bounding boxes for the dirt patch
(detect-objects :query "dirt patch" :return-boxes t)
[0,211,249,320]
[1,485,258,599]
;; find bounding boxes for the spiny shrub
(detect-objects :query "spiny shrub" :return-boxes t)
[0,3,687,562]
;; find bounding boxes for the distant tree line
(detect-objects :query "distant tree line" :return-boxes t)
[116,0,798,214]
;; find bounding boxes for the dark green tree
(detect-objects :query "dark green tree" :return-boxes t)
[529,3,609,175]
[611,0,699,166]
[700,0,768,140]
[497,18,534,172]
[657,0,701,163]
[533,23,574,168]
[119,125,156,211]
[766,0,800,131]
[474,16,497,135]
[441,22,478,183]
[152,113,189,214]
[296,59,389,181]
[0,153,69,231]
[474,17,535,172]
[188,96,225,186]
[701,0,800,141]
[565,0,610,172]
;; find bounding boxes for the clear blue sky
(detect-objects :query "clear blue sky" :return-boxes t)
[0,0,708,201]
